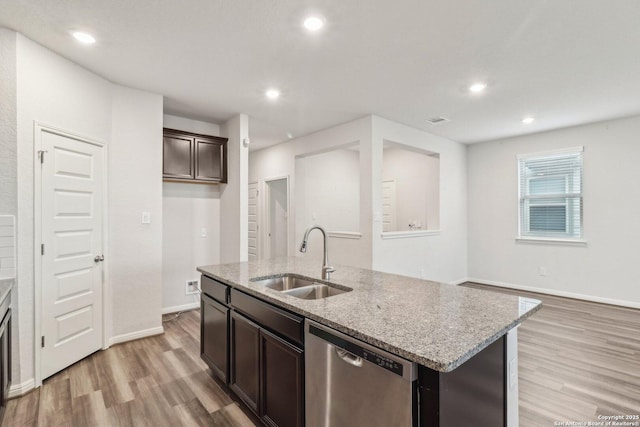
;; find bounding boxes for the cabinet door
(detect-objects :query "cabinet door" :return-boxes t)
[195,138,225,182]
[230,311,261,413]
[0,311,8,421]
[163,133,194,179]
[260,329,304,427]
[201,295,229,383]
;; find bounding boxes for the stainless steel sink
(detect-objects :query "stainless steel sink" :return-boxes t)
[250,274,352,300]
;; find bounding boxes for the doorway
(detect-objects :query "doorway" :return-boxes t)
[264,177,289,259]
[35,124,106,383]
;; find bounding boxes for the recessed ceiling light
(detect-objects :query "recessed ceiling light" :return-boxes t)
[469,82,487,93]
[522,117,535,124]
[426,116,450,125]
[303,16,325,32]
[286,132,293,139]
[265,89,280,100]
[72,31,96,45]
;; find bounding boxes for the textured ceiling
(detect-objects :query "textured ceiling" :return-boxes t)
[1,0,640,150]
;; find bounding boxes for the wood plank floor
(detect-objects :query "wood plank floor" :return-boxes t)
[5,285,640,426]
[464,283,640,426]
[4,311,259,426]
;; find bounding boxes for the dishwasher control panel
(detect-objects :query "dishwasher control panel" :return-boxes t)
[361,349,403,376]
[309,324,404,376]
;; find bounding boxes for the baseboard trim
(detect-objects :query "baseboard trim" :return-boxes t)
[447,277,469,286]
[162,302,199,315]
[8,378,35,399]
[467,277,640,310]
[109,326,164,346]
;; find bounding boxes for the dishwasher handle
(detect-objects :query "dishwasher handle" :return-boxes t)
[335,348,363,367]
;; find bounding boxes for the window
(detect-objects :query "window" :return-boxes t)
[518,147,583,239]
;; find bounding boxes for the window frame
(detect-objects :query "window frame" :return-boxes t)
[517,147,584,242]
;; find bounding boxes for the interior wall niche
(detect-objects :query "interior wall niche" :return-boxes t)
[382,140,440,233]
[295,142,360,233]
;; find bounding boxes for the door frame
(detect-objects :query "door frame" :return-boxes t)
[248,180,261,260]
[33,122,110,387]
[262,176,290,259]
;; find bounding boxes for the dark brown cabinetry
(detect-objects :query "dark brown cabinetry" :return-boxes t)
[215,288,304,427]
[201,295,229,382]
[163,128,227,183]
[260,329,304,427]
[229,311,261,412]
[0,306,11,423]
[418,336,505,427]
[200,276,230,383]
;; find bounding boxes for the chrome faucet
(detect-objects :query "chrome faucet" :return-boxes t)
[299,226,335,280]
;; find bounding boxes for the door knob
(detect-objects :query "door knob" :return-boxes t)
[94,255,105,262]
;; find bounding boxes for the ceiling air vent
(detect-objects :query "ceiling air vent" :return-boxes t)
[426,116,450,125]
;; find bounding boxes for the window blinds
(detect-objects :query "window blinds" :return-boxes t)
[518,148,583,239]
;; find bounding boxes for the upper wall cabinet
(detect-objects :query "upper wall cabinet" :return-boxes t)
[163,128,227,183]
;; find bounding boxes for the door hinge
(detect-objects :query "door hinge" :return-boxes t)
[41,336,45,348]
[38,150,47,164]
[41,244,45,255]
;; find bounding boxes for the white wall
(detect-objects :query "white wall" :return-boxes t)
[296,148,360,232]
[371,116,468,284]
[468,115,640,307]
[0,28,19,383]
[250,116,373,269]
[13,32,164,387]
[15,33,113,386]
[161,115,222,312]
[0,29,17,216]
[220,114,249,263]
[109,86,163,338]
[382,147,440,231]
[163,114,220,136]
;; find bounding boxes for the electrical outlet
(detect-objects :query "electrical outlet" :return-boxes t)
[185,280,199,295]
[200,227,207,238]
[539,266,547,277]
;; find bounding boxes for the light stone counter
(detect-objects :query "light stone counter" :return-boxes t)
[198,257,541,372]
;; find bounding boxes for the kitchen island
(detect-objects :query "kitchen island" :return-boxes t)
[197,257,541,427]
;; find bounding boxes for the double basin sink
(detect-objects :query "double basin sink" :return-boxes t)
[250,274,352,300]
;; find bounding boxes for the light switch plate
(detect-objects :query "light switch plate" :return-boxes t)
[141,212,151,224]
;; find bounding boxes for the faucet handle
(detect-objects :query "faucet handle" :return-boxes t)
[322,265,336,280]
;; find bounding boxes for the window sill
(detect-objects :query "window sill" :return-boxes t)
[327,231,362,239]
[516,236,587,246]
[381,230,441,239]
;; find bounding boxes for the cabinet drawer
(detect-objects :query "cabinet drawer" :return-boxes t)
[230,289,304,347]
[201,275,229,304]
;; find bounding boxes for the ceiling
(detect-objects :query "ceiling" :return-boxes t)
[2,0,640,150]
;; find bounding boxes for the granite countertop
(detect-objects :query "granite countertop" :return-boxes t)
[0,278,13,307]
[198,257,541,372]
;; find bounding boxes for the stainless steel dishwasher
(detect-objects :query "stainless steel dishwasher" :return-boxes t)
[305,320,417,427]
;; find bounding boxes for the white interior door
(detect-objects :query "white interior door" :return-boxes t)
[267,179,288,259]
[40,128,104,380]
[248,181,259,260]
[382,180,397,232]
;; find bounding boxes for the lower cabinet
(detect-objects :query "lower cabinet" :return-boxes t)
[201,294,229,383]
[260,329,304,427]
[0,308,11,423]
[229,311,261,412]
[230,310,304,427]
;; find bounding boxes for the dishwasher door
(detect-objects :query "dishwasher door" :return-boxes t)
[305,320,417,427]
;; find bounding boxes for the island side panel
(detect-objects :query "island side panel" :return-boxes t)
[419,336,506,426]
